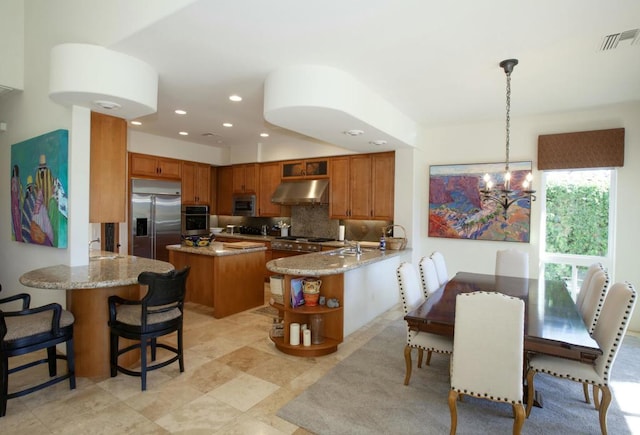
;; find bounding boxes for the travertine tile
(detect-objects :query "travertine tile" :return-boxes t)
[208,372,280,412]
[1,286,400,435]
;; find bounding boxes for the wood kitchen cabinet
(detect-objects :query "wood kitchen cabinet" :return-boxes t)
[329,151,394,220]
[217,165,234,215]
[90,112,126,223]
[232,163,259,193]
[259,162,290,217]
[281,158,329,179]
[129,152,182,179]
[182,161,211,205]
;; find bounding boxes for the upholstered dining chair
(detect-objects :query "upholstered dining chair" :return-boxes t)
[448,291,526,435]
[396,262,452,386]
[579,267,609,336]
[1,287,76,417]
[495,249,529,279]
[430,251,449,286]
[526,281,636,435]
[418,256,441,298]
[108,267,190,391]
[575,263,604,312]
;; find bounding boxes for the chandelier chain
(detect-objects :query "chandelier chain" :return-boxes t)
[505,71,511,173]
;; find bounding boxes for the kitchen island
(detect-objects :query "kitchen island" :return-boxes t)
[266,247,409,356]
[167,241,267,318]
[19,253,174,378]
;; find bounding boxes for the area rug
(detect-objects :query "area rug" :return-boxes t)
[277,319,640,434]
[252,305,280,318]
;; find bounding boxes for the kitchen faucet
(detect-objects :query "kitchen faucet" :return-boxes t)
[89,237,100,257]
[344,240,362,255]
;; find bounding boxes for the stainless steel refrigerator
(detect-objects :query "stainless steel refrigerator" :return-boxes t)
[131,179,182,262]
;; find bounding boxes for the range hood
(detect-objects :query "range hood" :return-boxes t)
[271,179,329,205]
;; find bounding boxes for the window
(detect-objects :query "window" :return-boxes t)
[539,169,616,299]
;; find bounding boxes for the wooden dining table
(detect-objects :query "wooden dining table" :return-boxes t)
[404,272,602,363]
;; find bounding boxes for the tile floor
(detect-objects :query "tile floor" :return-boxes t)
[0,285,403,434]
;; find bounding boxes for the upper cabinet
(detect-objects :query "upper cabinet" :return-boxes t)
[232,163,259,193]
[329,152,394,220]
[129,152,182,179]
[281,158,329,179]
[90,112,126,223]
[259,162,290,217]
[370,152,395,220]
[217,166,234,215]
[182,161,211,205]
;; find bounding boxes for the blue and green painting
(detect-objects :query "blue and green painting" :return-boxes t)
[10,129,68,248]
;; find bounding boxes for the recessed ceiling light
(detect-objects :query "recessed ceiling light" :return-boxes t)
[130,121,142,126]
[93,100,121,110]
[229,95,242,102]
[179,131,188,136]
[344,129,364,136]
[175,109,187,115]
[369,140,387,146]
[260,133,269,137]
[223,123,233,128]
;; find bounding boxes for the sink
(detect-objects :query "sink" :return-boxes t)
[90,255,123,260]
[327,247,374,256]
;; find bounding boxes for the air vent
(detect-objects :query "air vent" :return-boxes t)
[599,28,639,51]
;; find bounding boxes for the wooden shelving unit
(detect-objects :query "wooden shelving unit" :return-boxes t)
[269,273,344,357]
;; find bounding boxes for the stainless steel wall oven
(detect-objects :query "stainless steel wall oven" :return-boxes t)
[181,204,210,236]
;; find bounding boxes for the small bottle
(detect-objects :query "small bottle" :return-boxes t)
[379,233,386,251]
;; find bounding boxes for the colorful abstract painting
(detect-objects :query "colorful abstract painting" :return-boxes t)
[10,130,68,248]
[428,161,532,242]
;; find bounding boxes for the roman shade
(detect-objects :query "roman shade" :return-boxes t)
[538,128,624,170]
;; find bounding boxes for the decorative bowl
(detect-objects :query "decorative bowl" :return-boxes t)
[182,234,214,247]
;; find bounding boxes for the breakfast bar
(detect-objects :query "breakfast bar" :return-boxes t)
[19,254,174,378]
[267,247,409,356]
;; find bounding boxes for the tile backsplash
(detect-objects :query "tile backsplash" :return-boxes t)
[216,205,391,242]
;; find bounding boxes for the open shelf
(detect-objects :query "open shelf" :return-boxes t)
[270,273,345,357]
[270,331,339,357]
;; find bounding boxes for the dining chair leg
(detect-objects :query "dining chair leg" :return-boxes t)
[403,345,412,385]
[417,349,424,368]
[448,390,458,435]
[426,350,433,366]
[598,385,611,435]
[582,382,591,404]
[525,368,535,417]
[593,385,601,410]
[512,403,525,435]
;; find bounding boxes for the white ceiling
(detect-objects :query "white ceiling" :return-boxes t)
[108,0,640,154]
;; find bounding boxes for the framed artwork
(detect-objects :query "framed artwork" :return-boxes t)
[428,161,532,242]
[10,129,69,248]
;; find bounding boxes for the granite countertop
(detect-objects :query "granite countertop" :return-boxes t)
[214,233,376,249]
[266,247,409,276]
[19,252,175,290]
[166,241,267,256]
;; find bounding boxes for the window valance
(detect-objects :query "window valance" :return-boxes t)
[538,128,624,170]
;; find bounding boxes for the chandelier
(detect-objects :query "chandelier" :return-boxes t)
[480,59,536,216]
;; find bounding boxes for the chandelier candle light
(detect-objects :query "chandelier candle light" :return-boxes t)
[480,59,536,215]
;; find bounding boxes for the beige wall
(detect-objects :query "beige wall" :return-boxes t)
[1,1,638,333]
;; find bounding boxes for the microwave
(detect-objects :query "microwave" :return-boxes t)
[181,205,210,236]
[232,194,256,216]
